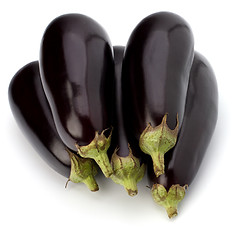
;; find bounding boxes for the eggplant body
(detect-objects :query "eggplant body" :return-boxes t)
[8,62,70,178]
[111,46,129,157]
[122,12,194,176]
[149,52,218,218]
[40,14,114,151]
[110,46,145,196]
[122,12,194,133]
[149,52,218,188]
[112,45,147,158]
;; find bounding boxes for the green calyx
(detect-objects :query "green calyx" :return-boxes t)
[110,145,145,197]
[151,184,188,218]
[139,114,179,177]
[75,128,113,178]
[65,149,99,192]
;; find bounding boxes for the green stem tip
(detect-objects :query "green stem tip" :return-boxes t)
[151,184,188,218]
[139,113,179,177]
[65,149,99,192]
[75,128,113,178]
[110,145,145,197]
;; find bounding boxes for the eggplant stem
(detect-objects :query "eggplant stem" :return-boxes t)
[152,152,165,177]
[66,149,99,191]
[139,113,179,177]
[75,129,113,178]
[110,145,145,197]
[151,184,187,218]
[83,175,99,192]
[93,152,113,178]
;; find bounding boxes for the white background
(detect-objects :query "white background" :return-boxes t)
[1,0,239,239]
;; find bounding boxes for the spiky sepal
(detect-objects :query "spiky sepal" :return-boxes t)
[65,149,99,192]
[76,129,113,178]
[151,184,187,218]
[110,145,145,197]
[139,114,179,177]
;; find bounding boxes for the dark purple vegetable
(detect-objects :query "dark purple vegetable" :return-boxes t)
[8,61,99,191]
[110,46,145,196]
[39,14,115,177]
[149,52,218,218]
[122,12,194,177]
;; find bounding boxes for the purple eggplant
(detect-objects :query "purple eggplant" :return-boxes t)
[122,12,194,177]
[39,14,115,177]
[8,62,99,191]
[110,46,145,196]
[149,52,218,218]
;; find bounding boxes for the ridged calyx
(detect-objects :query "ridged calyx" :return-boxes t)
[151,184,188,218]
[65,149,99,192]
[75,128,113,178]
[139,113,179,177]
[110,145,145,196]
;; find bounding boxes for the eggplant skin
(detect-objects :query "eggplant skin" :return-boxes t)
[122,11,194,143]
[111,46,129,157]
[40,14,115,151]
[8,62,70,178]
[149,52,218,190]
[111,45,149,161]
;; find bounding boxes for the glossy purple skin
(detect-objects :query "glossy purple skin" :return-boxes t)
[112,46,148,160]
[122,12,194,147]
[8,62,71,178]
[40,14,115,151]
[111,46,129,157]
[148,52,218,190]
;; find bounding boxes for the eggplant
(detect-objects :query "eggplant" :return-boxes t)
[122,12,194,177]
[8,61,99,191]
[149,52,218,218]
[110,46,145,196]
[39,14,115,178]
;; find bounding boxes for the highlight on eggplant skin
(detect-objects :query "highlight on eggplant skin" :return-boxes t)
[8,61,99,192]
[121,12,194,177]
[149,52,218,218]
[39,13,115,178]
